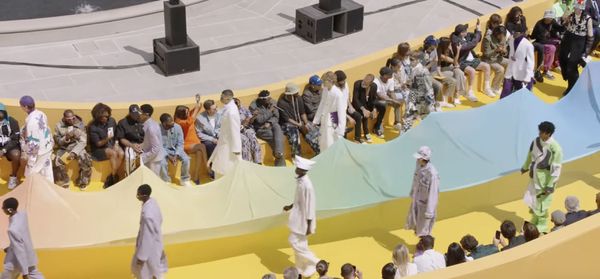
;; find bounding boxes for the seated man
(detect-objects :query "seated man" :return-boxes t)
[159,113,192,187]
[413,235,446,273]
[278,82,320,156]
[374,67,403,138]
[302,75,323,123]
[351,74,386,143]
[116,104,145,176]
[550,210,566,232]
[53,109,92,189]
[496,220,526,251]
[250,90,286,167]
[196,99,221,160]
[564,196,589,225]
[459,234,498,260]
[0,103,21,190]
[139,104,166,177]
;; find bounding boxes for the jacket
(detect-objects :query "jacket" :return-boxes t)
[451,30,482,62]
[531,19,565,44]
[351,80,378,111]
[54,116,87,156]
[195,111,222,142]
[505,36,535,82]
[0,103,20,152]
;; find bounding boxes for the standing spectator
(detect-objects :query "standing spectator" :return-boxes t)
[89,103,124,188]
[401,52,437,133]
[131,184,167,279]
[500,24,535,99]
[1,198,44,279]
[117,105,145,177]
[250,90,285,167]
[174,96,208,185]
[0,103,21,190]
[419,35,457,108]
[159,113,192,187]
[53,110,92,189]
[19,96,53,183]
[531,10,565,80]
[340,264,363,279]
[505,6,528,35]
[523,222,540,242]
[381,263,396,279]
[585,0,600,54]
[313,71,346,150]
[438,37,469,104]
[234,98,262,165]
[588,192,600,215]
[375,66,402,134]
[559,0,595,95]
[278,82,320,155]
[481,25,509,96]
[139,105,166,178]
[351,74,386,143]
[451,21,496,99]
[413,235,446,273]
[392,244,417,278]
[459,234,498,259]
[406,146,440,237]
[496,220,526,251]
[446,242,471,267]
[196,99,221,161]
[521,121,562,233]
[208,90,242,177]
[564,196,589,225]
[303,75,323,122]
[550,210,566,232]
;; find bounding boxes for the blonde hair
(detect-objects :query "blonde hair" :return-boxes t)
[321,71,336,89]
[392,244,410,277]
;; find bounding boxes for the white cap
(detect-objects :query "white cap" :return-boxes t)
[413,146,432,161]
[543,9,555,19]
[294,155,316,171]
[565,196,580,212]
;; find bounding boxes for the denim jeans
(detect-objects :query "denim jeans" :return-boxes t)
[160,150,191,183]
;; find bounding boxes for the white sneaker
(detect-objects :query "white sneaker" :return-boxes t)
[180,180,193,188]
[365,134,373,143]
[453,98,462,105]
[484,88,496,98]
[7,176,17,190]
[439,101,455,108]
[493,87,502,96]
[393,123,402,131]
[544,72,555,80]
[466,91,478,102]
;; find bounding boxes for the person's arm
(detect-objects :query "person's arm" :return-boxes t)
[229,111,242,154]
[175,125,185,155]
[521,141,534,173]
[312,91,326,125]
[70,126,88,156]
[334,92,347,137]
[425,170,439,219]
[525,43,535,81]
[305,185,316,236]
[585,19,595,56]
[482,37,495,59]
[463,31,482,51]
[8,230,30,276]
[135,212,155,263]
[352,81,365,111]
[375,82,393,101]
[54,124,68,148]
[549,143,563,187]
[141,125,163,163]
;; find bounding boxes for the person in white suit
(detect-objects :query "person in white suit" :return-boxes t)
[500,24,535,99]
[132,184,167,279]
[207,90,242,177]
[1,198,44,279]
[283,156,320,278]
[312,72,347,151]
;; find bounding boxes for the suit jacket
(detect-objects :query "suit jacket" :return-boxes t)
[505,36,535,82]
[5,212,38,275]
[351,80,378,111]
[132,198,167,278]
[208,100,241,175]
[195,111,222,142]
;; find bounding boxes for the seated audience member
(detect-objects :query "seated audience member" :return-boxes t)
[413,235,446,273]
[402,52,437,133]
[316,260,334,279]
[419,35,457,108]
[174,97,208,185]
[481,25,509,96]
[446,242,471,267]
[588,192,600,215]
[351,74,385,143]
[0,103,21,190]
[451,21,495,99]
[381,263,396,279]
[531,10,565,80]
[501,24,535,99]
[564,195,589,225]
[505,6,528,35]
[550,210,566,232]
[390,45,412,128]
[278,82,320,155]
[585,0,600,54]
[459,234,498,259]
[485,13,507,37]
[374,66,402,137]
[53,110,92,189]
[196,99,221,160]
[392,244,418,278]
[437,37,468,104]
[139,104,166,177]
[89,103,124,188]
[116,104,145,176]
[250,90,286,166]
[283,267,300,279]
[523,221,540,242]
[303,75,323,122]
[234,98,262,164]
[261,274,276,279]
[340,263,363,279]
[496,220,525,251]
[159,113,192,187]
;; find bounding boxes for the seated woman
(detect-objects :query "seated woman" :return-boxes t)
[402,52,437,133]
[446,242,472,267]
[505,6,528,35]
[437,37,468,105]
[88,103,124,188]
[481,25,510,95]
[234,98,263,164]
[531,10,565,80]
[174,96,208,185]
[451,20,496,100]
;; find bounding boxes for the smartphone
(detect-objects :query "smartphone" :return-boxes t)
[495,230,501,240]
[67,126,74,133]
[107,127,114,138]
[195,94,201,103]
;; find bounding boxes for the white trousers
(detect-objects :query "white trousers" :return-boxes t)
[1,265,44,279]
[288,233,319,277]
[25,151,53,183]
[131,257,166,279]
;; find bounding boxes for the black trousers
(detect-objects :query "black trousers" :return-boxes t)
[559,32,587,95]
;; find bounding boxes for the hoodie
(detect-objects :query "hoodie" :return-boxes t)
[0,103,20,151]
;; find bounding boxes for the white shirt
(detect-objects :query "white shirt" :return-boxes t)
[288,175,317,235]
[394,263,418,278]
[208,115,216,130]
[337,82,350,111]
[414,249,446,273]
[374,77,395,99]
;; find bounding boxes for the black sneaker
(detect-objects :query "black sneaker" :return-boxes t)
[374,130,384,139]
[103,174,113,189]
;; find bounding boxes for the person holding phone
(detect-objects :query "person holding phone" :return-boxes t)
[174,95,208,185]
[89,103,124,188]
[340,263,363,279]
[53,109,92,189]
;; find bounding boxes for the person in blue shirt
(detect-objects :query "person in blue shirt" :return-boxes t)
[159,113,191,187]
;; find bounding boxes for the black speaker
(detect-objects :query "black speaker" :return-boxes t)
[296,7,333,44]
[319,0,341,12]
[153,38,199,76]
[164,1,187,47]
[342,0,363,34]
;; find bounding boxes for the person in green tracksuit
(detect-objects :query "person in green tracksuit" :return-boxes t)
[521,121,563,233]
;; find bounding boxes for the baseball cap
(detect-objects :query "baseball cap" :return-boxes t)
[129,104,141,116]
[309,75,322,86]
[284,82,300,95]
[413,146,432,161]
[454,24,469,34]
[543,9,555,19]
[424,35,438,46]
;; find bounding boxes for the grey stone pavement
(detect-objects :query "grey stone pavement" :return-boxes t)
[0,0,517,102]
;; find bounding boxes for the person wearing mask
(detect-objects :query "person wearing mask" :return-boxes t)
[313,71,346,150]
[138,104,166,178]
[53,110,92,189]
[234,98,263,165]
[437,37,469,104]
[159,113,192,187]
[250,90,286,167]
[19,96,54,184]
[531,10,565,80]
[116,104,145,177]
[413,236,446,273]
[351,74,386,143]
[481,25,509,96]
[500,24,535,99]
[445,242,471,267]
[564,195,589,225]
[174,95,208,185]
[392,244,417,278]
[0,103,21,190]
[208,90,242,177]
[521,121,563,233]
[302,75,323,122]
[406,146,440,237]
[278,82,320,155]
[89,103,124,188]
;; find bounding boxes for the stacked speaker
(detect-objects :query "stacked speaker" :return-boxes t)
[296,0,364,44]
